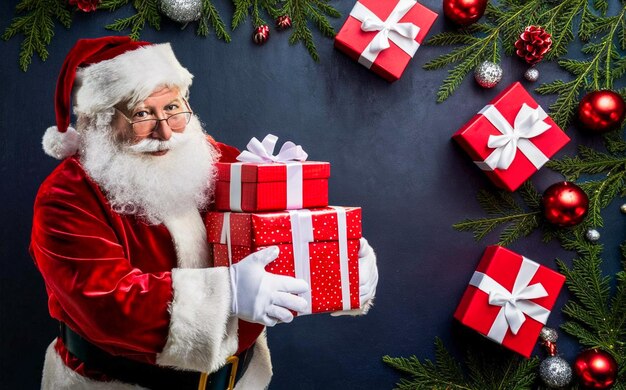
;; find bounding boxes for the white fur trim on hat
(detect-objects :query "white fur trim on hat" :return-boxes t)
[42,126,80,160]
[74,43,193,116]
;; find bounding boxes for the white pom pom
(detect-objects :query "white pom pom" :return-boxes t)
[42,126,80,160]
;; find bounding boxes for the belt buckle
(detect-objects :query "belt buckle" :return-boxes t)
[197,355,239,390]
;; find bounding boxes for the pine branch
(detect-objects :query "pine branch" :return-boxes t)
[2,0,72,71]
[424,0,544,102]
[106,0,161,40]
[286,0,318,61]
[453,182,542,245]
[384,338,538,390]
[230,0,339,61]
[578,172,626,228]
[536,4,626,129]
[198,0,231,42]
[547,145,626,180]
[557,243,626,373]
[99,0,130,12]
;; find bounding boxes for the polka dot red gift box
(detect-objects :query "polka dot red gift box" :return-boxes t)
[205,207,362,314]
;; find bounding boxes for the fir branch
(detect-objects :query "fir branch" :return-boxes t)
[539,0,588,59]
[424,0,541,102]
[452,182,542,246]
[230,0,339,61]
[286,0,318,61]
[197,0,231,42]
[106,0,161,40]
[384,338,538,390]
[99,0,130,12]
[2,0,72,71]
[547,145,626,180]
[232,0,253,29]
[536,3,626,129]
[557,243,626,373]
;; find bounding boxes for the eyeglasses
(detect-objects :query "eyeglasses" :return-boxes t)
[115,100,193,137]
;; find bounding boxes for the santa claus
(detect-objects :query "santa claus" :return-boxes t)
[30,36,378,389]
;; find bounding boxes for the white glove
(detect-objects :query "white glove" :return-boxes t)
[230,246,309,327]
[331,237,378,316]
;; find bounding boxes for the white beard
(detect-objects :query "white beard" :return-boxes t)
[79,110,219,225]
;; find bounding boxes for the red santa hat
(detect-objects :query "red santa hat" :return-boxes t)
[43,36,194,159]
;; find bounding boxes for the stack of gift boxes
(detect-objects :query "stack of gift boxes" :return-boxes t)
[205,135,361,315]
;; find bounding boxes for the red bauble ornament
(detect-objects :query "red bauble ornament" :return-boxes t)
[573,349,618,389]
[542,181,589,227]
[578,90,626,133]
[253,25,270,45]
[514,26,552,64]
[443,0,487,26]
[276,15,292,30]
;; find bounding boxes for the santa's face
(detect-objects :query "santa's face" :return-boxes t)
[112,86,191,156]
[79,87,219,225]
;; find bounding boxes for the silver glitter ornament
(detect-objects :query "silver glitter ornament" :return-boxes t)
[620,203,626,214]
[540,356,573,388]
[160,0,202,23]
[524,67,539,82]
[540,327,558,343]
[585,228,601,242]
[474,61,503,88]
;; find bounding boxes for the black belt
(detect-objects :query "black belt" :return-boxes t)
[59,323,254,390]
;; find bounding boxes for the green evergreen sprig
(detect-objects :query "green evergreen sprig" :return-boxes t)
[536,3,626,129]
[2,0,72,71]
[555,238,625,387]
[383,338,539,389]
[547,131,626,228]
[424,0,624,125]
[452,181,544,246]
[197,0,231,42]
[3,0,340,69]
[102,0,161,40]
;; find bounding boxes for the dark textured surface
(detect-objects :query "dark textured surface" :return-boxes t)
[0,1,624,388]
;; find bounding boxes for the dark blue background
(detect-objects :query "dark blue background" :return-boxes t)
[1,0,624,388]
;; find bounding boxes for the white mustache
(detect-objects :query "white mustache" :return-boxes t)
[125,132,188,154]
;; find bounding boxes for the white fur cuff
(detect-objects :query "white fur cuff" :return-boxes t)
[156,267,239,373]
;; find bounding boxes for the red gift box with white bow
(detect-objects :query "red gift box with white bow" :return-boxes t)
[454,246,566,357]
[334,0,438,82]
[452,82,570,191]
[215,134,330,212]
[205,207,362,314]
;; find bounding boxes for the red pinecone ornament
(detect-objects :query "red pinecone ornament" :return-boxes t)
[276,15,292,30]
[253,25,270,45]
[514,26,552,65]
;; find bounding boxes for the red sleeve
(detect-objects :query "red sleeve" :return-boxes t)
[206,136,241,163]
[30,159,171,363]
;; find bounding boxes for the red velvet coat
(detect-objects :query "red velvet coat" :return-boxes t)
[30,139,262,372]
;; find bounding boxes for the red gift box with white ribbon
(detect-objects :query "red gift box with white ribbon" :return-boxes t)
[452,82,570,191]
[334,0,437,82]
[205,207,362,314]
[454,246,566,357]
[215,134,330,212]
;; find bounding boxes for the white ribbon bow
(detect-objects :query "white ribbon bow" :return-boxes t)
[476,103,552,171]
[349,0,421,68]
[237,134,308,163]
[469,256,551,343]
